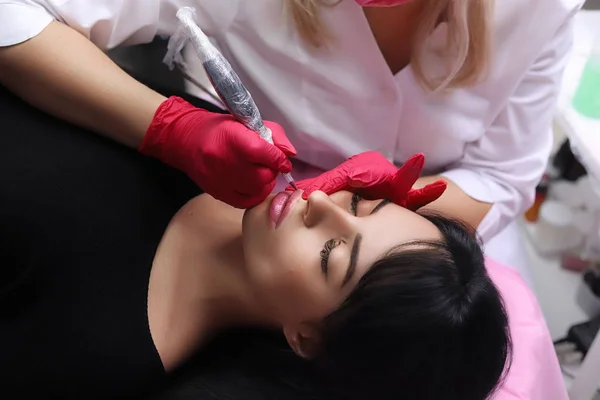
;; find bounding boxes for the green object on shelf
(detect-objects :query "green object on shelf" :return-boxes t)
[572,52,600,119]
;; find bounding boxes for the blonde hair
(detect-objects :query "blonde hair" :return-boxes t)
[286,0,492,91]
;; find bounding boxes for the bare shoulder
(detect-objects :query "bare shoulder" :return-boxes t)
[171,194,244,238]
[148,193,244,371]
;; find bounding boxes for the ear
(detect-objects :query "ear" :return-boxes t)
[283,323,322,359]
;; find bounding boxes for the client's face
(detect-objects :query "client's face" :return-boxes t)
[242,190,440,326]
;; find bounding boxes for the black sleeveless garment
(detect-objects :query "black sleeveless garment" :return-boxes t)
[0,81,214,398]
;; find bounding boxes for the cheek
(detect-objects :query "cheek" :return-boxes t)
[254,245,336,322]
[263,245,319,297]
[243,222,340,321]
[274,269,336,322]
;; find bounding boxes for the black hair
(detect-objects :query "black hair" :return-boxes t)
[151,213,511,400]
[313,212,512,400]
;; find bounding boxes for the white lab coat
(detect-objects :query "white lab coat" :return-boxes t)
[0,0,584,245]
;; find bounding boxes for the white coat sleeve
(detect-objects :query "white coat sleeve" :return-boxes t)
[0,0,234,50]
[440,15,575,243]
[0,1,54,46]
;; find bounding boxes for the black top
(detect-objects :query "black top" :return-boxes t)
[0,83,203,398]
[0,79,322,400]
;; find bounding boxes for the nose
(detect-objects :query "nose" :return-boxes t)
[303,191,356,232]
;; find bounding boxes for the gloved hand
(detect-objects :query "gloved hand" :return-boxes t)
[289,151,447,211]
[139,96,296,208]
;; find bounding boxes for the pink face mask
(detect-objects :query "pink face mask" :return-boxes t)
[355,0,413,6]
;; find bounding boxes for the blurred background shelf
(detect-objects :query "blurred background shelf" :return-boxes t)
[524,221,590,341]
[527,6,600,397]
[556,9,600,190]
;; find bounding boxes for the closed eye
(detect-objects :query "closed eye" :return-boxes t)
[351,193,389,216]
[350,193,362,215]
[320,239,342,278]
[321,194,388,282]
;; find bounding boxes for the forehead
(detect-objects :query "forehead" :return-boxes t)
[352,203,441,284]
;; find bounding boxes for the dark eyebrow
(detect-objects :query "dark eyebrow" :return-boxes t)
[342,233,362,288]
[339,199,389,287]
[370,199,392,215]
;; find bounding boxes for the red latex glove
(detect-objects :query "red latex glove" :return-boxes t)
[139,97,296,208]
[289,151,447,211]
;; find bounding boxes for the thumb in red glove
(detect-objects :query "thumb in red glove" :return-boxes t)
[289,151,446,211]
[139,97,296,209]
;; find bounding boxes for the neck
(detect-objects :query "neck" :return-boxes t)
[148,197,279,370]
[195,234,277,332]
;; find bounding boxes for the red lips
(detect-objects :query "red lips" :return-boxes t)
[269,190,302,228]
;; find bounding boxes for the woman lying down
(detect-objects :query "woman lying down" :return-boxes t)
[0,88,511,400]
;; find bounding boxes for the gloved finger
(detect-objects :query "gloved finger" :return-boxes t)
[228,193,262,209]
[390,153,425,198]
[340,152,392,190]
[299,152,392,199]
[248,164,279,187]
[222,181,275,209]
[300,176,328,199]
[211,190,253,209]
[345,169,393,200]
[285,179,312,192]
[236,135,293,173]
[232,167,278,195]
[347,169,392,190]
[301,172,349,199]
[288,177,316,190]
[285,178,313,192]
[235,182,276,208]
[405,180,447,211]
[265,121,297,157]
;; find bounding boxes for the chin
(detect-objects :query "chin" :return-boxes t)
[241,194,272,234]
[241,207,254,234]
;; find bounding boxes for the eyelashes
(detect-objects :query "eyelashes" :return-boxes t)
[320,193,362,278]
[320,239,342,277]
[350,193,362,215]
